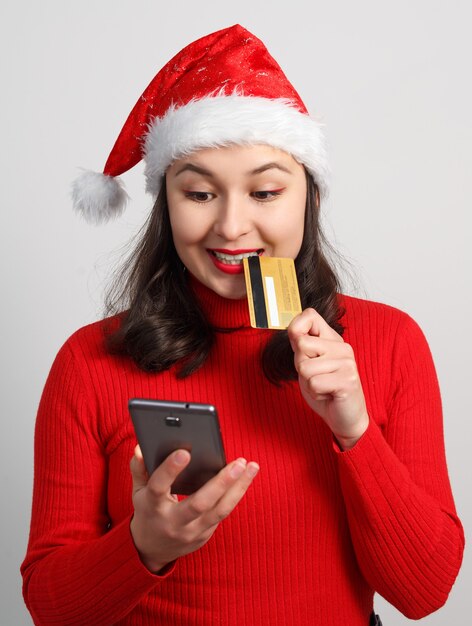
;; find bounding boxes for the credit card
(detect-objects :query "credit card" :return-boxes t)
[243,256,302,329]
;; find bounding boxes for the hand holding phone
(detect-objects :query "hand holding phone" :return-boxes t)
[129,442,259,573]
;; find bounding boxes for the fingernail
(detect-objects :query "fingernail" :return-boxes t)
[230,458,247,479]
[246,462,260,478]
[174,450,189,466]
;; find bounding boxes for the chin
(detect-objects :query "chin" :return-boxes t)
[223,290,247,300]
[209,277,247,300]
[214,285,247,300]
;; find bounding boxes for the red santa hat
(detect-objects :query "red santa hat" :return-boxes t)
[72,24,329,224]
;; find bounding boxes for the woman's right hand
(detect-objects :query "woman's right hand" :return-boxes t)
[129,446,259,573]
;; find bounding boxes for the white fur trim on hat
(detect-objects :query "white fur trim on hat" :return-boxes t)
[71,170,129,224]
[144,95,330,198]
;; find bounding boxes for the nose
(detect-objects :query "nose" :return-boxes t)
[212,195,251,241]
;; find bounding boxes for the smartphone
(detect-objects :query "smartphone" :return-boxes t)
[128,398,226,495]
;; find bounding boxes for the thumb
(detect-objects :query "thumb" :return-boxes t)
[146,449,191,497]
[130,445,149,492]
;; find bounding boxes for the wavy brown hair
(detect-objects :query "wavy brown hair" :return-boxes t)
[105,171,344,384]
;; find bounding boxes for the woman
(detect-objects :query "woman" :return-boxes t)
[21,25,464,626]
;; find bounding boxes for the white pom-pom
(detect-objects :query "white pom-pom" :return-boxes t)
[71,170,129,225]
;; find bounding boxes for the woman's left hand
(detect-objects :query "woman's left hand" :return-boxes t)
[288,308,369,450]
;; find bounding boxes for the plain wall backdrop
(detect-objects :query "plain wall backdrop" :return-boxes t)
[1,0,470,623]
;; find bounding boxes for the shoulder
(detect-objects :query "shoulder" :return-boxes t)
[64,315,121,354]
[338,293,428,351]
[44,315,137,411]
[338,295,437,399]
[340,293,417,327]
[340,292,409,321]
[53,315,125,372]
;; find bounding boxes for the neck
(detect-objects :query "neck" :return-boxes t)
[188,274,251,329]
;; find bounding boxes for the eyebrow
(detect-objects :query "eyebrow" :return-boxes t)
[250,162,292,175]
[174,161,293,177]
[175,163,214,177]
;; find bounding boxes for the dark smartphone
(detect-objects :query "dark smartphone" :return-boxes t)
[128,398,226,495]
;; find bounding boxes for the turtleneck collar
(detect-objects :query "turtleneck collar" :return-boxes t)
[188,274,252,330]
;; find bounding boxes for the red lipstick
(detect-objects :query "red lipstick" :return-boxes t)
[207,248,263,275]
[211,249,262,254]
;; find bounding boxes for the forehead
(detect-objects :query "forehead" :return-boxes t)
[167,144,303,177]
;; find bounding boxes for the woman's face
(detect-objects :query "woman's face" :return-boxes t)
[166,144,307,299]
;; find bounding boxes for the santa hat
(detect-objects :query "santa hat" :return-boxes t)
[72,24,329,224]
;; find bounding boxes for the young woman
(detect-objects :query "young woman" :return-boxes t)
[21,25,464,626]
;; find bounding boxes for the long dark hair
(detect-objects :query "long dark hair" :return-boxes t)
[105,171,344,384]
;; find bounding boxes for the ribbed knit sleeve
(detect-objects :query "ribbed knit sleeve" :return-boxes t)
[21,339,173,625]
[336,312,464,619]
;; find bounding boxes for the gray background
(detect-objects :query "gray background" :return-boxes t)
[1,0,470,623]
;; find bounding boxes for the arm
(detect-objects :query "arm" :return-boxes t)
[288,309,464,618]
[21,341,165,625]
[335,315,464,618]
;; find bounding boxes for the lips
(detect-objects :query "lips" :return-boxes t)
[207,248,263,274]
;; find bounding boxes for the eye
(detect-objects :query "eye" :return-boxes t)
[251,189,284,202]
[184,191,214,203]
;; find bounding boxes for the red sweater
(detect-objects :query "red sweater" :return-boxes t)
[21,281,464,625]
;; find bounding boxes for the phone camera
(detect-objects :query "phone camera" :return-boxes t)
[165,416,181,427]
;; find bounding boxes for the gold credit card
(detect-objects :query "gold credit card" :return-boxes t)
[243,256,302,329]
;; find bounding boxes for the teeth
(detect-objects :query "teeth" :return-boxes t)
[213,250,260,265]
